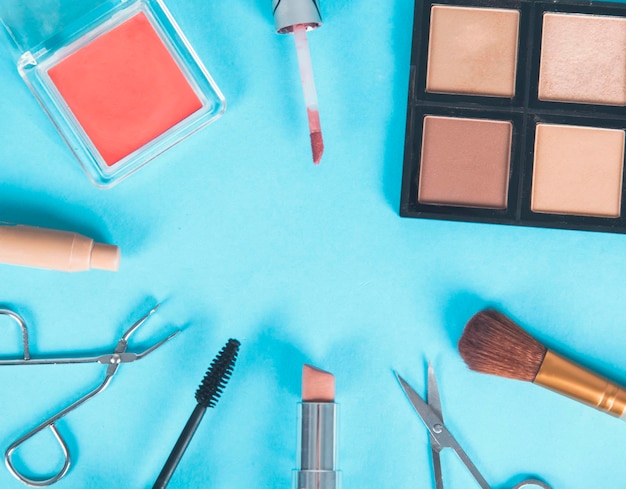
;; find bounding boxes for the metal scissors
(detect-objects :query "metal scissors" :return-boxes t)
[0,304,180,487]
[395,364,552,489]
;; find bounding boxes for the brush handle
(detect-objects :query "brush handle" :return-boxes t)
[152,404,207,489]
[535,350,626,419]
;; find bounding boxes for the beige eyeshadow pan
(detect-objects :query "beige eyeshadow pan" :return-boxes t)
[426,5,520,98]
[539,13,626,106]
[418,116,512,209]
[532,124,625,217]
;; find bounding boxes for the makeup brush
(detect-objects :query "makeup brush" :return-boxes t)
[458,309,626,420]
[152,338,240,489]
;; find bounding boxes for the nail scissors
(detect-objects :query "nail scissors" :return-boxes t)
[0,304,180,487]
[395,364,552,489]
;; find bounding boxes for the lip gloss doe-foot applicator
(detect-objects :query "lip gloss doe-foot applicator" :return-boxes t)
[294,364,341,489]
[272,0,325,164]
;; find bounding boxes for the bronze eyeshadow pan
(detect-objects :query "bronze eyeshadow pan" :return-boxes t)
[400,0,626,234]
[418,116,513,209]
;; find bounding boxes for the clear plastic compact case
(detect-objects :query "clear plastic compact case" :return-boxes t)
[0,0,225,187]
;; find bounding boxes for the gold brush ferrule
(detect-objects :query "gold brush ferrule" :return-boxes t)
[534,350,626,419]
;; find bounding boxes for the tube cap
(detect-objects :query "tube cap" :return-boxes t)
[272,0,322,33]
[90,243,120,271]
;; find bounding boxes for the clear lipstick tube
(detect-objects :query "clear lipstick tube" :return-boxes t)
[293,402,341,489]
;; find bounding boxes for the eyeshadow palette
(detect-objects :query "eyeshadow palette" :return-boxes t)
[400,0,626,234]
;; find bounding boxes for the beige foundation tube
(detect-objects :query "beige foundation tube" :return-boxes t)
[0,225,120,272]
[535,350,626,419]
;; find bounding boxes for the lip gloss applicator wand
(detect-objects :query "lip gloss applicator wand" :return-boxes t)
[272,0,324,164]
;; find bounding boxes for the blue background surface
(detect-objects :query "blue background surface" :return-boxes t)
[1,0,626,487]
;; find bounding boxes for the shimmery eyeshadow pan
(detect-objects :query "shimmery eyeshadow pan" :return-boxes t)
[400,0,626,234]
[538,13,626,106]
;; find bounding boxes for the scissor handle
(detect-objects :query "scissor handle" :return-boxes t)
[0,308,30,360]
[512,480,552,489]
[4,423,71,487]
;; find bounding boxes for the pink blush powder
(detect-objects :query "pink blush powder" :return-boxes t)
[47,12,203,166]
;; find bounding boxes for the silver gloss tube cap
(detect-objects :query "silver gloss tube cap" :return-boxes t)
[272,0,322,33]
[293,402,341,489]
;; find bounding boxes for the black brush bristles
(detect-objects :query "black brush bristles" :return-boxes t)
[459,310,547,382]
[196,338,240,408]
[152,338,241,489]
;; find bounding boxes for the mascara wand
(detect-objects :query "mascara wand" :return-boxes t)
[152,338,240,489]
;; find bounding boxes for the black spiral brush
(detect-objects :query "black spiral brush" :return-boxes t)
[152,338,240,489]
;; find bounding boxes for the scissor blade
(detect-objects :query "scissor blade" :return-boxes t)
[427,364,444,489]
[396,373,492,489]
[396,373,445,445]
[427,363,443,422]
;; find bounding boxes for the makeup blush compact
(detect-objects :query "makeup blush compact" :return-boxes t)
[400,0,626,234]
[0,0,225,187]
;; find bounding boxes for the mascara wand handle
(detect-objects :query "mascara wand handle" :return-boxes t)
[152,404,207,489]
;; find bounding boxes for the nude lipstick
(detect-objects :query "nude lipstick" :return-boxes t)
[294,364,340,489]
